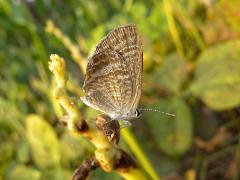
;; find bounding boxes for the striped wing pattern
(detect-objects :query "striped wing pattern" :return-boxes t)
[81,25,142,119]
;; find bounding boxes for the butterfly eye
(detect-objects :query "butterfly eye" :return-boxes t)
[135,109,142,117]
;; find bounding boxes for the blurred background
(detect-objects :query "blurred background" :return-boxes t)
[0,0,240,179]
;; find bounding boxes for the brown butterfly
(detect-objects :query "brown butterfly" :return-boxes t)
[80,24,143,123]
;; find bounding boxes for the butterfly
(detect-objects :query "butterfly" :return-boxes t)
[80,24,143,123]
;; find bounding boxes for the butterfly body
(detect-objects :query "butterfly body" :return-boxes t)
[81,24,143,121]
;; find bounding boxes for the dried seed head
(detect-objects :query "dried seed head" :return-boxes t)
[96,114,120,144]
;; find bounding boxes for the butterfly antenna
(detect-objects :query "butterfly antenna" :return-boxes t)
[139,108,175,117]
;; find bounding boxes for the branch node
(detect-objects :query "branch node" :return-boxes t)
[75,119,89,132]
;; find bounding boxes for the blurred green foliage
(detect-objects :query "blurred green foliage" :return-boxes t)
[0,0,240,179]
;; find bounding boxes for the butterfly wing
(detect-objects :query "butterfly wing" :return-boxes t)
[81,25,142,118]
[95,25,143,113]
[81,50,133,117]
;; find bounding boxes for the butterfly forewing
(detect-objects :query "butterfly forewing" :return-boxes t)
[81,24,142,119]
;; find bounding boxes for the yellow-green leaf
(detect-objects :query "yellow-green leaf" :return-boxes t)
[146,98,193,157]
[8,165,41,180]
[190,40,240,110]
[26,115,60,169]
[151,53,188,93]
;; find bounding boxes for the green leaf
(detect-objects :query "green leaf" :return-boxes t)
[91,168,122,180]
[85,107,100,121]
[8,165,41,180]
[16,139,30,164]
[0,141,14,163]
[146,98,193,157]
[26,115,60,169]
[151,53,188,93]
[41,169,72,180]
[60,131,94,167]
[190,40,240,110]
[2,0,33,27]
[148,3,169,40]
[41,168,64,180]
[129,2,147,23]
[88,24,106,52]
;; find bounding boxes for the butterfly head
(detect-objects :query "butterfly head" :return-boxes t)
[122,109,142,119]
[110,109,142,120]
[134,109,142,118]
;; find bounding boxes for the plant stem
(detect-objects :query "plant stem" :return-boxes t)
[122,128,159,180]
[49,54,149,179]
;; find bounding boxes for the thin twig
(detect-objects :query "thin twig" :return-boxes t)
[49,54,149,179]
